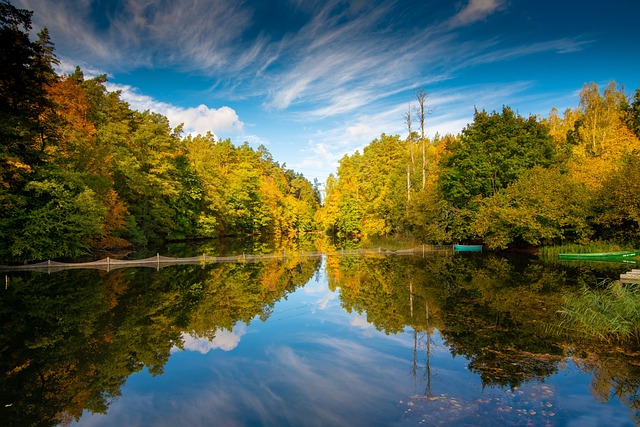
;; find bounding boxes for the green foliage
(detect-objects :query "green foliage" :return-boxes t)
[405,184,452,243]
[623,88,640,139]
[427,107,559,245]
[0,3,319,261]
[8,176,105,260]
[472,167,592,249]
[320,134,408,238]
[439,106,556,207]
[591,154,640,243]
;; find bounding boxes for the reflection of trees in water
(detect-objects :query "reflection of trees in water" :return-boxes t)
[569,344,640,424]
[0,256,320,427]
[3,250,640,426]
[327,252,640,410]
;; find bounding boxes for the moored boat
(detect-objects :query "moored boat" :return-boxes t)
[558,250,639,261]
[454,244,483,252]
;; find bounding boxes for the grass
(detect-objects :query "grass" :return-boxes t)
[556,278,640,344]
[539,241,634,260]
[358,235,423,251]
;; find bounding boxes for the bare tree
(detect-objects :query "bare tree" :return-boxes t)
[404,100,413,204]
[414,89,433,189]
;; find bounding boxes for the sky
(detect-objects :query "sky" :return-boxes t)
[15,0,640,185]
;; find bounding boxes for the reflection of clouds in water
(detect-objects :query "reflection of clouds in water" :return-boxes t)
[85,337,408,426]
[349,314,376,337]
[316,290,337,310]
[303,279,331,295]
[181,324,247,353]
[350,313,372,330]
[258,341,405,424]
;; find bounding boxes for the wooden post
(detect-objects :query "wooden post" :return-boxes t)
[107,257,110,272]
[157,253,160,271]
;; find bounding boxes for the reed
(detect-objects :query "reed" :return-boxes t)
[539,242,631,260]
[556,279,640,343]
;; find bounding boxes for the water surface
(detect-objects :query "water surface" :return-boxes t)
[1,250,639,426]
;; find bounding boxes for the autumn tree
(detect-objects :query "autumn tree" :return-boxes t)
[623,89,640,138]
[472,166,592,249]
[591,154,640,243]
[319,134,407,239]
[567,82,640,190]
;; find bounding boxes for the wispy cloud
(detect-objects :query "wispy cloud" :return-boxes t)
[449,0,504,27]
[17,0,602,182]
[19,0,257,73]
[458,38,592,69]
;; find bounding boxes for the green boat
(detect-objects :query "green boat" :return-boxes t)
[558,250,640,261]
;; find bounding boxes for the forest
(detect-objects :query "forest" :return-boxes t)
[2,0,640,263]
[321,84,640,249]
[0,1,320,262]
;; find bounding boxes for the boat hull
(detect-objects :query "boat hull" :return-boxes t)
[454,244,483,252]
[558,251,639,261]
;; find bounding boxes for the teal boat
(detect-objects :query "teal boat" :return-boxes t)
[454,244,483,252]
[558,250,639,261]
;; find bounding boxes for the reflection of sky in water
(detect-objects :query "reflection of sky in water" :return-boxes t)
[74,259,636,427]
[179,325,248,353]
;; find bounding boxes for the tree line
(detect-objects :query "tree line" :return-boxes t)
[0,1,320,262]
[321,82,640,249]
[3,0,640,263]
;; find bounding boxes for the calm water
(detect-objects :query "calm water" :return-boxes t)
[1,248,639,426]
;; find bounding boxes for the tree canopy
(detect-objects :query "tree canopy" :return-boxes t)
[3,0,640,260]
[0,2,320,262]
[321,83,640,249]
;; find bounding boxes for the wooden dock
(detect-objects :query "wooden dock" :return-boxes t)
[620,269,640,284]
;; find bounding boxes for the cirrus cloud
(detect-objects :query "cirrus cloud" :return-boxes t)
[450,0,504,27]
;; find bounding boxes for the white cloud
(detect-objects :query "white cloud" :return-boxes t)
[346,123,373,139]
[55,58,110,80]
[291,141,342,181]
[105,83,243,136]
[168,105,242,135]
[181,325,247,353]
[449,0,504,27]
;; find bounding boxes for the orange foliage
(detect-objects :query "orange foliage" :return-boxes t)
[101,189,128,234]
[260,262,286,291]
[46,77,111,176]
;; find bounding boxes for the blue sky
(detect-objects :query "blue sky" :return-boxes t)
[16,0,640,184]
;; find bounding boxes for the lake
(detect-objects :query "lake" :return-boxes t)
[1,244,639,426]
